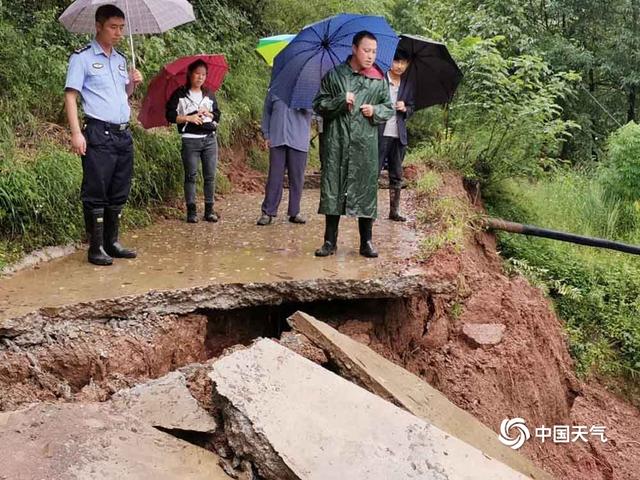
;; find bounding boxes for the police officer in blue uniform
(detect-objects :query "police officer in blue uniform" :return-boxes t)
[64,4,143,266]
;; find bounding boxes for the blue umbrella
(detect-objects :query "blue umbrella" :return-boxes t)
[269,14,399,109]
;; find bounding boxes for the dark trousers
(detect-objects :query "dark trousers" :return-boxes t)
[261,145,307,217]
[378,136,406,189]
[81,121,134,209]
[181,134,218,205]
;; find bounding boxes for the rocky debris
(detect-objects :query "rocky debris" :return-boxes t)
[461,323,506,347]
[0,313,209,411]
[0,402,232,480]
[209,338,530,480]
[278,331,327,364]
[288,311,552,480]
[111,370,216,433]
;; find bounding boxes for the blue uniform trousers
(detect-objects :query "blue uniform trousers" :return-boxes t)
[81,120,133,209]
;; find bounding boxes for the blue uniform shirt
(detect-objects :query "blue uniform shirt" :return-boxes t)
[65,39,130,124]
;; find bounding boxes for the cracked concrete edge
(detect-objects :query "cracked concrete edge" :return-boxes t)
[0,274,452,341]
[213,388,299,480]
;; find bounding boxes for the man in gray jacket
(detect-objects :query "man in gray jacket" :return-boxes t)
[257,89,312,225]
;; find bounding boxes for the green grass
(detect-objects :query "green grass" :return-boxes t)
[486,171,640,383]
[415,183,476,258]
[247,146,270,173]
[415,170,443,197]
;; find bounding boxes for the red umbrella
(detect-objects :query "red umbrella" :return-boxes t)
[139,54,228,129]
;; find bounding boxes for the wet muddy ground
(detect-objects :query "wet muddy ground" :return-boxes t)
[0,191,418,323]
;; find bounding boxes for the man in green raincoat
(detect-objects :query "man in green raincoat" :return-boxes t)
[313,31,394,258]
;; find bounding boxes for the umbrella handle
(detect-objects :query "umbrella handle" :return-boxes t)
[124,0,136,70]
[128,31,136,70]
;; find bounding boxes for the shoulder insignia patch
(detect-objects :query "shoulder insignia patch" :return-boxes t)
[118,64,126,72]
[70,44,90,57]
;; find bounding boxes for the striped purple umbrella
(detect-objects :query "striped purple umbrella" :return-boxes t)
[59,0,196,68]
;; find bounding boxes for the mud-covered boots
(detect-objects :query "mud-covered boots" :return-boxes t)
[204,202,218,222]
[315,215,340,257]
[358,217,379,258]
[104,205,137,259]
[186,203,198,223]
[389,188,406,222]
[85,208,112,266]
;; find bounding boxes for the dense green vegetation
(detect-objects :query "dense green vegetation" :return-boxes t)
[1,0,640,390]
[395,0,640,389]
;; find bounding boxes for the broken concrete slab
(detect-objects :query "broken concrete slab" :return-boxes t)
[462,323,506,347]
[0,402,231,480]
[278,331,328,364]
[288,311,552,480]
[111,370,216,433]
[210,338,531,480]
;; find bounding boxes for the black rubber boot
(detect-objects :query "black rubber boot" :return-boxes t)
[389,188,406,222]
[186,203,198,223]
[83,206,93,243]
[204,202,218,222]
[358,217,379,258]
[86,208,113,266]
[104,205,137,259]
[315,215,340,257]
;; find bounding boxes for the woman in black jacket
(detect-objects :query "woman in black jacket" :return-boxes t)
[166,59,221,223]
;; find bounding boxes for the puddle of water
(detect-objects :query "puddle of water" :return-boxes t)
[0,191,418,320]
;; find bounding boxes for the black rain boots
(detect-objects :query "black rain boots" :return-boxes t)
[187,203,198,223]
[85,207,112,266]
[315,215,340,257]
[204,202,218,222]
[103,205,137,259]
[358,217,378,258]
[389,187,406,222]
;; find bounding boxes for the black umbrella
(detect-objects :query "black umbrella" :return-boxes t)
[398,34,463,110]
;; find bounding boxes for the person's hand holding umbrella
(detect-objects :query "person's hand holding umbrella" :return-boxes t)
[129,68,144,87]
[395,100,407,112]
[346,91,355,112]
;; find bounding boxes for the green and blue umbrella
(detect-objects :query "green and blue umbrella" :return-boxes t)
[256,34,295,67]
